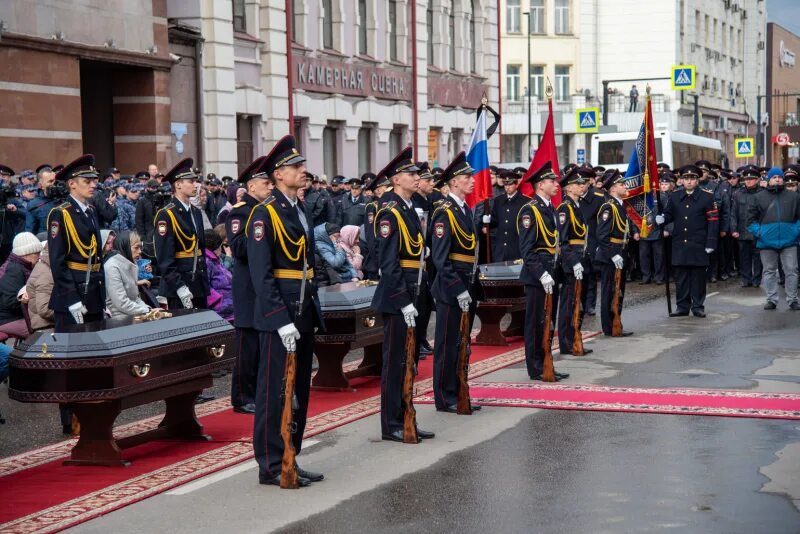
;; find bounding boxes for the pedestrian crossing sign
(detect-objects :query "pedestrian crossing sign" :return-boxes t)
[734,138,755,158]
[576,108,600,133]
[671,65,696,90]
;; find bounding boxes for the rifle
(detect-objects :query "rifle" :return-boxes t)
[572,278,585,355]
[654,191,672,314]
[542,292,556,382]
[456,309,472,413]
[279,349,299,488]
[401,246,425,444]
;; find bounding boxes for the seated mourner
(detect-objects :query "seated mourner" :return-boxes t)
[0,232,43,338]
[103,230,151,318]
[314,222,358,286]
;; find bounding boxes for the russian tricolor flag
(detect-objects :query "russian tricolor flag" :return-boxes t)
[466,109,491,208]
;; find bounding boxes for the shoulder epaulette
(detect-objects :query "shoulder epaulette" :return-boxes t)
[163,202,175,211]
[232,201,246,209]
[432,200,452,216]
[56,201,70,210]
[594,191,605,197]
[260,196,276,207]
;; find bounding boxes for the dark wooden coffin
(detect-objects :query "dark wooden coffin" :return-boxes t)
[475,261,526,345]
[8,309,235,466]
[313,281,384,390]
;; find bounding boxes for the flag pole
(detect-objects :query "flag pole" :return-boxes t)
[646,91,672,314]
[481,95,492,263]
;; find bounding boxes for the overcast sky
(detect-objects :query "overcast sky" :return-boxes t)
[767,0,800,36]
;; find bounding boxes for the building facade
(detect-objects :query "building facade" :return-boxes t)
[766,23,799,167]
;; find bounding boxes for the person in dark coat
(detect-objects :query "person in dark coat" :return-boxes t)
[658,165,719,317]
[730,166,762,287]
[0,232,41,334]
[362,173,392,281]
[579,170,608,315]
[487,171,530,262]
[337,177,367,227]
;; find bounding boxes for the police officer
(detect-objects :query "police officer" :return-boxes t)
[595,169,638,336]
[696,160,728,282]
[557,166,594,355]
[246,136,324,486]
[430,151,484,409]
[362,173,392,281]
[46,154,105,330]
[412,162,436,357]
[338,177,367,226]
[487,170,529,261]
[370,147,436,441]
[658,164,719,317]
[579,168,609,316]
[153,158,208,310]
[517,162,569,381]
[225,156,270,415]
[730,166,762,287]
[111,182,140,232]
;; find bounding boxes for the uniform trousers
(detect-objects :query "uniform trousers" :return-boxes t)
[737,240,762,286]
[253,330,313,479]
[721,235,736,274]
[432,301,476,410]
[707,249,720,280]
[599,263,626,336]
[639,239,665,282]
[583,267,598,313]
[415,286,434,358]
[673,266,708,313]
[380,313,419,434]
[523,283,559,377]
[557,274,583,353]
[231,327,259,407]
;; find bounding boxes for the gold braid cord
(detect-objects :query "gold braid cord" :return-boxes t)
[58,209,97,259]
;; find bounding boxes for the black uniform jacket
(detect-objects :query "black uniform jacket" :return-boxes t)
[246,189,323,333]
[154,199,208,299]
[46,196,105,313]
[490,191,530,261]
[558,196,589,272]
[579,186,608,262]
[663,188,719,267]
[518,195,559,287]
[430,197,483,305]
[595,198,634,265]
[225,193,260,328]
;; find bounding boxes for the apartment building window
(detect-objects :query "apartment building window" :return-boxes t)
[358,126,373,175]
[507,65,521,101]
[555,0,570,35]
[389,0,398,61]
[507,0,521,33]
[323,126,339,179]
[529,0,545,34]
[427,1,434,65]
[469,0,477,73]
[358,0,368,55]
[529,65,544,101]
[322,0,334,49]
[451,128,463,157]
[449,1,456,70]
[232,0,247,33]
[236,115,254,175]
[291,0,301,43]
[555,65,570,101]
[390,126,406,156]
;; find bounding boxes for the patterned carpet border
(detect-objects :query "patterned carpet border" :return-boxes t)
[0,332,579,534]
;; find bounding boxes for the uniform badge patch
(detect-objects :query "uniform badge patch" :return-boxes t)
[559,212,567,225]
[434,222,445,238]
[380,220,391,238]
[522,214,531,229]
[231,219,241,234]
[601,210,610,221]
[367,212,374,224]
[49,220,60,238]
[253,221,265,241]
[157,221,167,236]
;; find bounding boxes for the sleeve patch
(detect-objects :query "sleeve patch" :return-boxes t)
[157,220,168,236]
[521,214,531,229]
[380,220,392,238]
[253,220,265,241]
[367,212,374,224]
[49,220,60,238]
[230,219,241,234]
[601,210,610,221]
[559,212,566,225]
[434,221,445,238]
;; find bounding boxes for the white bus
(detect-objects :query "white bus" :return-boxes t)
[590,130,722,172]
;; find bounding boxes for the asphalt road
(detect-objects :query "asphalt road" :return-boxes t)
[55,279,800,534]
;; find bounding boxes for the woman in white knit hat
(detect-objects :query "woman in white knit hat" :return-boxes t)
[0,232,43,337]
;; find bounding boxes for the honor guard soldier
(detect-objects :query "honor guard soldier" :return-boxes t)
[370,147,435,442]
[47,154,105,330]
[579,169,610,316]
[153,158,208,310]
[517,162,569,381]
[412,161,436,357]
[430,151,484,410]
[246,136,324,487]
[557,166,594,355]
[225,156,270,415]
[362,172,392,281]
[487,170,530,261]
[658,164,719,317]
[595,170,638,336]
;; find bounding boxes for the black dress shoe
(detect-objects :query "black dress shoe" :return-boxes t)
[579,348,594,355]
[741,282,752,287]
[195,393,216,404]
[692,311,706,318]
[655,280,664,285]
[296,466,324,482]
[560,349,573,355]
[621,331,633,337]
[421,340,434,352]
[441,403,481,413]
[554,371,570,379]
[669,311,689,317]
[416,428,436,439]
[790,301,800,311]
[382,430,420,443]
[720,274,729,281]
[709,277,717,283]
[233,403,256,414]
[764,301,777,310]
[639,279,651,285]
[259,474,311,487]
[530,373,561,382]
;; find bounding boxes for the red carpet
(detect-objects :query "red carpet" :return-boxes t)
[1,333,596,533]
[418,382,800,420]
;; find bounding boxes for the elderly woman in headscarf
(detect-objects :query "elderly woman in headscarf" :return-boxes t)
[103,230,150,318]
[338,225,364,279]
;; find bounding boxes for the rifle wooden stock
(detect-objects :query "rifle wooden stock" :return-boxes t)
[542,293,556,382]
[572,279,585,355]
[456,310,472,414]
[402,327,419,443]
[279,350,299,489]
[611,268,623,337]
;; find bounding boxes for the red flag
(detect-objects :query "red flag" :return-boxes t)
[520,99,562,206]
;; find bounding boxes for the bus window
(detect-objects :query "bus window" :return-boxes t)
[598,139,663,167]
[672,142,721,168]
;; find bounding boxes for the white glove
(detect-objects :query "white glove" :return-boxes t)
[414,208,424,220]
[68,301,87,324]
[705,248,714,254]
[400,304,418,327]
[612,254,624,269]
[177,286,193,309]
[655,214,665,225]
[573,263,584,280]
[277,323,301,352]
[456,290,472,312]
[482,215,491,224]
[539,272,555,294]
[425,246,430,259]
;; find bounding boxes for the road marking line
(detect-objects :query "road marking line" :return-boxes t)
[165,439,321,495]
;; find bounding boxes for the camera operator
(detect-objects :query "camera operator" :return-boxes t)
[25,164,59,234]
[136,179,168,259]
[0,165,27,264]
